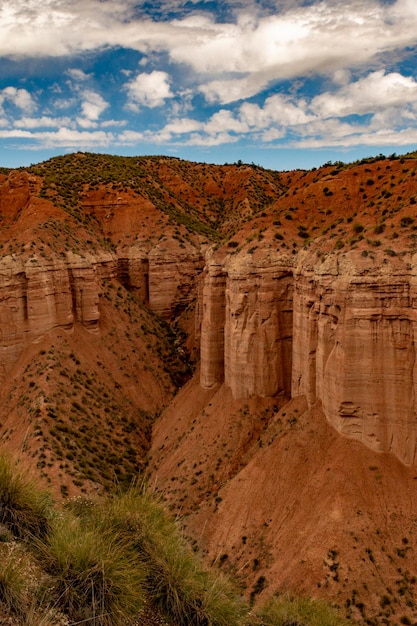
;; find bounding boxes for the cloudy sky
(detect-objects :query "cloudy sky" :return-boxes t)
[1,0,417,169]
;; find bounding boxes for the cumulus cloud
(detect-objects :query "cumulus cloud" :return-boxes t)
[79,90,109,121]
[311,71,417,118]
[14,116,72,129]
[145,67,417,151]
[67,68,91,81]
[1,1,417,97]
[2,1,417,158]
[0,126,114,148]
[126,71,173,109]
[0,87,36,113]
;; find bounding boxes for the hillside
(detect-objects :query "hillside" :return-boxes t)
[1,151,417,624]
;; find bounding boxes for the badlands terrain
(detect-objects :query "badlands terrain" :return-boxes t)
[1,151,417,623]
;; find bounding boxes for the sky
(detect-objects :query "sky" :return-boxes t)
[1,0,417,170]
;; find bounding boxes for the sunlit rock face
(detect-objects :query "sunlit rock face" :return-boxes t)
[200,247,417,465]
[200,250,294,399]
[292,250,417,466]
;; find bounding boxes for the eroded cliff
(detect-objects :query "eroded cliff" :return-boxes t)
[199,246,417,465]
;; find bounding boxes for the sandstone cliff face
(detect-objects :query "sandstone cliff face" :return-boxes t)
[200,251,294,397]
[148,244,205,319]
[292,250,417,465]
[0,252,106,379]
[0,243,203,381]
[199,247,417,466]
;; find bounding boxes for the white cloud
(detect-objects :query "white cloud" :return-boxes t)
[67,68,91,81]
[1,0,417,106]
[80,90,109,121]
[1,87,35,113]
[126,71,173,109]
[0,126,114,148]
[161,117,203,135]
[312,71,417,118]
[142,66,417,151]
[199,75,270,105]
[204,109,249,134]
[2,2,417,157]
[14,116,72,129]
[184,131,240,147]
[118,130,145,143]
[239,94,313,129]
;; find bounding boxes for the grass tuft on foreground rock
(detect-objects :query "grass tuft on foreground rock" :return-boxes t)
[0,452,350,625]
[0,453,52,540]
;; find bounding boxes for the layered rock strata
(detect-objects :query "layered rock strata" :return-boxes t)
[200,251,294,398]
[0,244,203,381]
[291,250,417,466]
[199,248,417,466]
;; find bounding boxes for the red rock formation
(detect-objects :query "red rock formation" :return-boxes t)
[292,249,417,465]
[198,245,417,465]
[0,244,204,381]
[200,250,293,398]
[199,254,226,389]
[148,243,204,319]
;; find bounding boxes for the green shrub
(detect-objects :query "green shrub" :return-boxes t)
[400,216,414,227]
[0,548,28,617]
[39,512,145,625]
[254,594,349,626]
[100,488,246,626]
[0,453,52,540]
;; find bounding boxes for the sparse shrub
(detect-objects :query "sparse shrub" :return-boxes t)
[297,225,309,239]
[99,487,246,626]
[253,593,350,626]
[39,512,145,625]
[401,216,414,227]
[0,548,28,617]
[0,453,52,540]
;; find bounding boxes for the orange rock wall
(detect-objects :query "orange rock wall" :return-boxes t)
[200,248,417,465]
[291,251,417,465]
[0,245,203,380]
[200,252,293,399]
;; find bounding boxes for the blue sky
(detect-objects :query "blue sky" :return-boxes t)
[1,0,417,170]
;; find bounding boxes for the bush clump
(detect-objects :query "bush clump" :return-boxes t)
[254,594,350,626]
[38,513,145,625]
[0,454,52,540]
[97,488,247,626]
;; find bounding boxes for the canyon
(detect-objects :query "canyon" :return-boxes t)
[1,152,417,623]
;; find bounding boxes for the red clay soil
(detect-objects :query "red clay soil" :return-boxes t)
[150,378,417,625]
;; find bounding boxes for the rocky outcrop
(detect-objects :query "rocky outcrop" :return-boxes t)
[199,247,417,466]
[0,243,204,381]
[200,250,294,398]
[148,243,205,319]
[0,252,109,379]
[292,250,417,466]
[199,257,226,389]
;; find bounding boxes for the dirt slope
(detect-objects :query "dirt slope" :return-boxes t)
[150,380,417,624]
